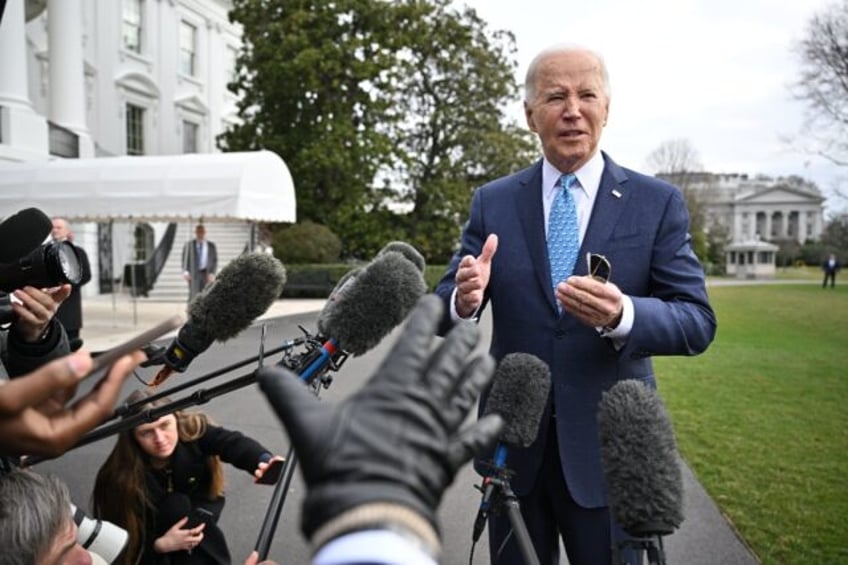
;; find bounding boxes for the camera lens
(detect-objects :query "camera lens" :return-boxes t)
[49,241,82,285]
[0,241,82,292]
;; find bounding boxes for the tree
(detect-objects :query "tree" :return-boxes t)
[793,1,848,169]
[792,1,848,211]
[381,0,538,261]
[222,0,536,261]
[645,138,709,261]
[820,213,848,256]
[220,0,399,235]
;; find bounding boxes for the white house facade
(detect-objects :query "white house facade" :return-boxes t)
[661,172,826,245]
[0,0,295,301]
[2,0,242,162]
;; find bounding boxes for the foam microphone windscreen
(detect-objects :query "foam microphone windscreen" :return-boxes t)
[598,379,684,537]
[377,240,426,273]
[317,248,427,356]
[482,353,551,447]
[0,207,53,263]
[184,252,287,348]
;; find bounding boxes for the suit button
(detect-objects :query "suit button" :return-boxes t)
[555,329,566,339]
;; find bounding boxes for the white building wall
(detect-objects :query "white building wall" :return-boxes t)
[2,0,245,298]
[18,0,241,158]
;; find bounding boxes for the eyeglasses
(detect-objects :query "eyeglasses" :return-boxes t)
[587,252,611,283]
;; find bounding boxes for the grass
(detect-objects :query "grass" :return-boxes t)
[655,283,848,564]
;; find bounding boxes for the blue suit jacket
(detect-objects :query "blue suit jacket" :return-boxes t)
[435,153,716,508]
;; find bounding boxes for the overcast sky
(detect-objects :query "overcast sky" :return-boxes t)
[459,0,845,214]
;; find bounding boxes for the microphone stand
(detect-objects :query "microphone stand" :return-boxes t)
[616,535,667,565]
[474,469,540,565]
[254,444,297,559]
[253,335,349,560]
[499,480,540,565]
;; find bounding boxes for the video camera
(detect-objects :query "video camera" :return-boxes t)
[0,241,83,293]
[0,207,82,325]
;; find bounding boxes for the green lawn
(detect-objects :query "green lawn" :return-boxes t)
[656,283,848,564]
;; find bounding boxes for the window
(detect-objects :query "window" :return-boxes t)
[225,45,238,85]
[126,103,145,155]
[122,0,143,53]
[179,21,197,76]
[182,120,198,153]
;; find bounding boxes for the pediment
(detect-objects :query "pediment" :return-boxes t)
[174,94,209,115]
[114,71,160,98]
[736,186,824,205]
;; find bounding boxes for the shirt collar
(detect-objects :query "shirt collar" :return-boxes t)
[542,150,605,200]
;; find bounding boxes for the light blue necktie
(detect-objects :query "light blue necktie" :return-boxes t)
[548,173,580,293]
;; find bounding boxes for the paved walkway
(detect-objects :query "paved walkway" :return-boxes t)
[79,294,326,352]
[77,292,759,564]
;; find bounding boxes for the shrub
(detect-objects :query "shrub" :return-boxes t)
[273,221,341,264]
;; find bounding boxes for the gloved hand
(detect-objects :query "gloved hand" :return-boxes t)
[257,294,502,555]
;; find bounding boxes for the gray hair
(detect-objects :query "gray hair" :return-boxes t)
[524,43,611,102]
[0,470,71,565]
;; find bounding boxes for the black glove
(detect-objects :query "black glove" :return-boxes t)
[257,294,502,554]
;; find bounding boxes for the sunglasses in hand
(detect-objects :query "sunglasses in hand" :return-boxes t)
[587,253,611,283]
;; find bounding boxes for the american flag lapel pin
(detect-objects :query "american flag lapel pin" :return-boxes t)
[612,189,622,198]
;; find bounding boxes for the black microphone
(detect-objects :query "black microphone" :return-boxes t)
[472,352,551,542]
[0,207,53,264]
[598,379,684,539]
[151,252,287,386]
[297,242,427,381]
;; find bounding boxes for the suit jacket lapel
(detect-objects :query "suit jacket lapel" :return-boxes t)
[580,153,630,264]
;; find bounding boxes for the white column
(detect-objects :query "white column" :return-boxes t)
[47,0,94,157]
[0,0,49,161]
[765,211,772,240]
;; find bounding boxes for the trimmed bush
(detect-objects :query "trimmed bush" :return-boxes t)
[273,221,342,264]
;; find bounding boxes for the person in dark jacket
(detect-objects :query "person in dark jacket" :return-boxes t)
[51,217,92,350]
[92,390,283,564]
[822,253,840,288]
[182,225,218,303]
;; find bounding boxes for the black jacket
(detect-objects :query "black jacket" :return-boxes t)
[55,242,91,333]
[141,425,271,564]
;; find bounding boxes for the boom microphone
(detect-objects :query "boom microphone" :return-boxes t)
[151,252,287,386]
[472,353,550,542]
[315,241,427,356]
[598,379,684,538]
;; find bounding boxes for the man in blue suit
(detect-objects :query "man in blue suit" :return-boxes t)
[435,44,717,564]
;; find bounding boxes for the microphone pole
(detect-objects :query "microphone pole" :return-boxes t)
[616,535,667,565]
[498,479,540,565]
[254,443,297,559]
[22,371,261,466]
[253,335,346,560]
[24,330,323,466]
[114,337,306,419]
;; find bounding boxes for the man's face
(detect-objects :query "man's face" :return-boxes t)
[524,49,610,173]
[133,414,179,461]
[38,517,92,565]
[51,219,70,242]
[195,226,206,240]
